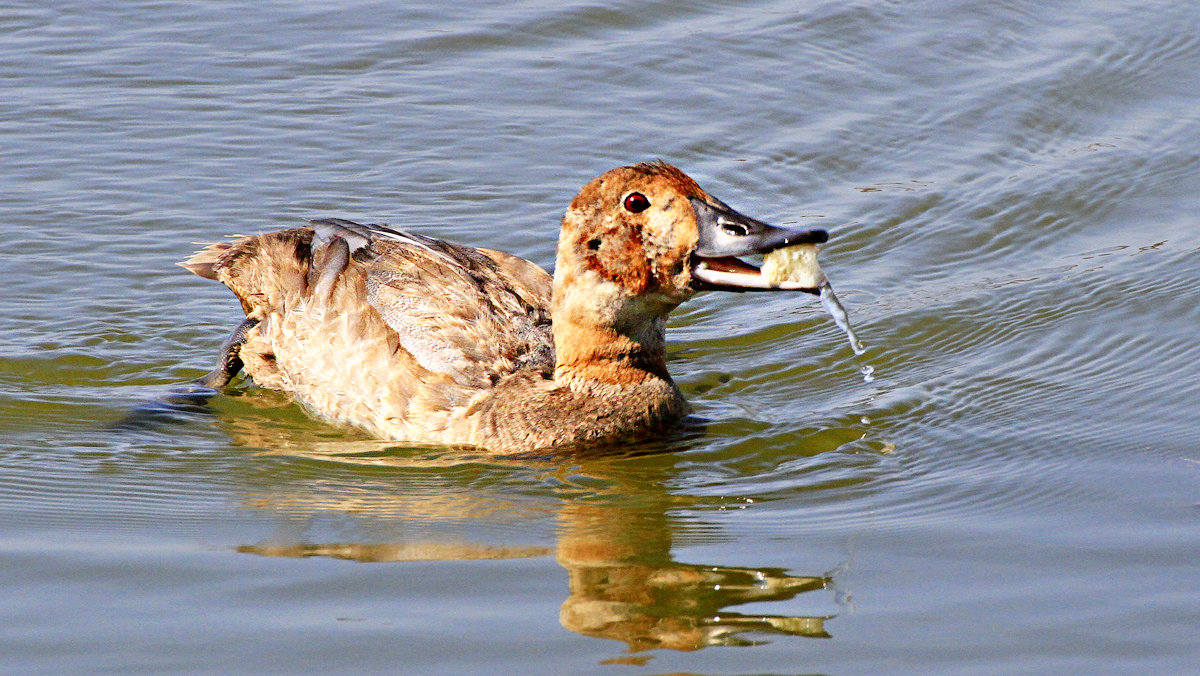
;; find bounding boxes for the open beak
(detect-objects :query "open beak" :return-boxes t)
[688,197,829,294]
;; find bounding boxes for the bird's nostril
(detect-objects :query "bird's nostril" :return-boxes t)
[721,221,750,236]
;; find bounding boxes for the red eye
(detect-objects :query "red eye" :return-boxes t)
[623,192,651,213]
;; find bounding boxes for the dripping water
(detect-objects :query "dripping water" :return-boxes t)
[818,281,873,382]
[818,281,863,355]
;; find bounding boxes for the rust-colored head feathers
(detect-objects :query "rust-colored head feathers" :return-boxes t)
[556,161,709,303]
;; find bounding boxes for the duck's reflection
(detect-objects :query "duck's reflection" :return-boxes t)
[223,411,839,651]
[239,541,553,562]
[556,501,831,650]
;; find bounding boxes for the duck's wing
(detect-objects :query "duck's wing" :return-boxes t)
[182,218,554,392]
[316,219,555,387]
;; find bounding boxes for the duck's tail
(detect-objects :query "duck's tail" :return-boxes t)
[179,228,315,315]
[178,241,233,281]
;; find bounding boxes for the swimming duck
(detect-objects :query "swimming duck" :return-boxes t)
[180,161,828,453]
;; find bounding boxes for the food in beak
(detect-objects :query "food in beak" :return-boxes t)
[761,243,826,289]
[691,242,827,292]
[690,246,826,293]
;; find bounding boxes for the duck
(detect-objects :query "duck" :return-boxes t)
[179,161,828,453]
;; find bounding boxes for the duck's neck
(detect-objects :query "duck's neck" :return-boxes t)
[549,270,682,389]
[552,314,672,387]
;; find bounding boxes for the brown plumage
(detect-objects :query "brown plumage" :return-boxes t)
[180,162,829,453]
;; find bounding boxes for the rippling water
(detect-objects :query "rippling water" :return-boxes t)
[4,0,1200,673]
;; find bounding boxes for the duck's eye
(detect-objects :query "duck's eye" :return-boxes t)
[623,192,651,213]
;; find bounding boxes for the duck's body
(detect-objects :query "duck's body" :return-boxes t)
[182,162,827,453]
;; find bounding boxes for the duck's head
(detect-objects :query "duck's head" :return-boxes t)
[553,161,828,324]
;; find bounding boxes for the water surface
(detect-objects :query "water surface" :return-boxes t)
[3,0,1199,673]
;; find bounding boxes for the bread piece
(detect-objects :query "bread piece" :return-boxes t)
[761,244,826,288]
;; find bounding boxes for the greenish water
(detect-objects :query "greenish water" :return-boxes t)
[3,0,1199,673]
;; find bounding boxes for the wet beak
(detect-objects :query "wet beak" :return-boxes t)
[688,197,829,293]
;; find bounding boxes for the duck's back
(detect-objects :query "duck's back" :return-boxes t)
[182,219,554,442]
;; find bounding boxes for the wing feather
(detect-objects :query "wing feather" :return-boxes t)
[309,219,554,388]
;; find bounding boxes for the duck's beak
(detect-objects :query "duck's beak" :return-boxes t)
[688,197,829,293]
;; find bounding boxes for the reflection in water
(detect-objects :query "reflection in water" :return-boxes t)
[224,410,841,652]
[239,542,552,562]
[561,562,829,650]
[557,501,832,651]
